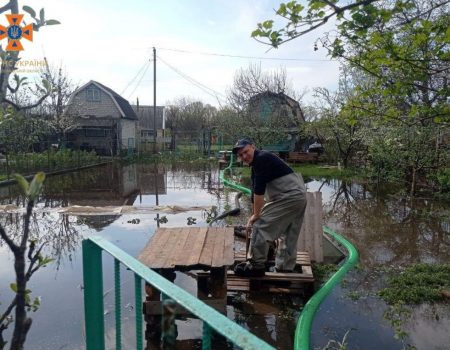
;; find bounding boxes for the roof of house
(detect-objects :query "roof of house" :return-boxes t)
[131,105,165,129]
[249,91,305,122]
[70,80,138,120]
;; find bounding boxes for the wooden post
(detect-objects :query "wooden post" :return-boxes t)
[297,192,323,262]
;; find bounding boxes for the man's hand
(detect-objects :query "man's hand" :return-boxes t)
[246,214,260,229]
[250,194,265,227]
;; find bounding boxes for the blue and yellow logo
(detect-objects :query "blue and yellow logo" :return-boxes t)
[0,14,33,51]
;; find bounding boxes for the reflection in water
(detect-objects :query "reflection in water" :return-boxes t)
[309,178,450,350]
[320,179,449,266]
[0,166,449,349]
[0,212,81,269]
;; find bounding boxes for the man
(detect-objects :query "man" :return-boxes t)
[232,139,307,277]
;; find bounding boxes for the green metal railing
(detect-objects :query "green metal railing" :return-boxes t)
[82,236,275,350]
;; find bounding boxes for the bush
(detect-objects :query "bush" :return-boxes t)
[436,168,450,192]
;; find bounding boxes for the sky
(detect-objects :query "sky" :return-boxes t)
[11,0,341,108]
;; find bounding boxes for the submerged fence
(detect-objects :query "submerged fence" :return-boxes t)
[82,236,275,350]
[0,149,101,179]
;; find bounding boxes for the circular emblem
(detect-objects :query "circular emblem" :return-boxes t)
[7,25,22,40]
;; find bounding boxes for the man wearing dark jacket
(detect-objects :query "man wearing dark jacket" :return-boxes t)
[232,139,307,277]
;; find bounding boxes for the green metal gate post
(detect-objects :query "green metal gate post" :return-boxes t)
[202,322,212,350]
[82,239,105,350]
[134,274,143,350]
[114,259,122,350]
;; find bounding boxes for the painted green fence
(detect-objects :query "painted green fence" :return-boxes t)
[82,236,275,350]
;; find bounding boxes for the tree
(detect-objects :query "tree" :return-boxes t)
[227,63,295,111]
[305,65,369,167]
[252,1,450,125]
[0,173,48,350]
[0,2,59,349]
[225,64,304,146]
[34,62,79,146]
[165,98,217,151]
[254,0,450,194]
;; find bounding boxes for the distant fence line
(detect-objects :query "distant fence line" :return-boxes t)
[0,149,101,179]
[137,131,234,156]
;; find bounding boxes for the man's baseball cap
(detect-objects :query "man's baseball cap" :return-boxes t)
[232,138,253,154]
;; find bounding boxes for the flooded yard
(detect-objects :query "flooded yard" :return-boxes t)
[0,162,449,349]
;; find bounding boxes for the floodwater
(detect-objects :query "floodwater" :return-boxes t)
[0,163,449,350]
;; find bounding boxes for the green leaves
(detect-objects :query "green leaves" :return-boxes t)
[22,5,36,19]
[45,19,61,26]
[22,5,61,29]
[29,172,45,200]
[13,172,46,201]
[10,282,42,312]
[13,74,28,89]
[42,78,51,93]
[37,254,55,267]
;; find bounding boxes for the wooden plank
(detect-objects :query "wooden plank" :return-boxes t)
[302,265,313,275]
[185,227,208,266]
[211,227,225,267]
[222,227,235,266]
[171,227,193,267]
[181,227,199,266]
[198,227,215,266]
[139,228,173,267]
[313,192,324,262]
[227,280,252,287]
[156,228,183,268]
[140,227,235,269]
[296,252,311,266]
[298,192,324,262]
[137,227,165,265]
[227,271,314,282]
[305,193,315,257]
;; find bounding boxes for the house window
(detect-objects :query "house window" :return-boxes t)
[86,87,101,102]
[141,130,154,139]
[85,128,107,137]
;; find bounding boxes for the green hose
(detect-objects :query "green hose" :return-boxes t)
[220,153,251,196]
[294,226,359,349]
[219,154,359,350]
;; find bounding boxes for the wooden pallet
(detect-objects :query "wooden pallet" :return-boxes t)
[234,250,312,267]
[197,250,314,295]
[227,269,314,294]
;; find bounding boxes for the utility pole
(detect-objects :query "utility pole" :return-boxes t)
[153,47,157,153]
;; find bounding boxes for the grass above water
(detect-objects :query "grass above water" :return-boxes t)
[379,263,450,304]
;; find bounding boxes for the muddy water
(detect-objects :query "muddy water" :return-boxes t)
[0,163,449,349]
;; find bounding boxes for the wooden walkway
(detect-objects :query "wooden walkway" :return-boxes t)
[138,227,234,270]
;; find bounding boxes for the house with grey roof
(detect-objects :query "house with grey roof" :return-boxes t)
[248,91,306,152]
[131,104,165,143]
[65,80,138,156]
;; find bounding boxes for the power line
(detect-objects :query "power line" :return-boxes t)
[157,55,226,98]
[156,54,227,107]
[121,59,151,95]
[127,61,151,99]
[157,47,335,62]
